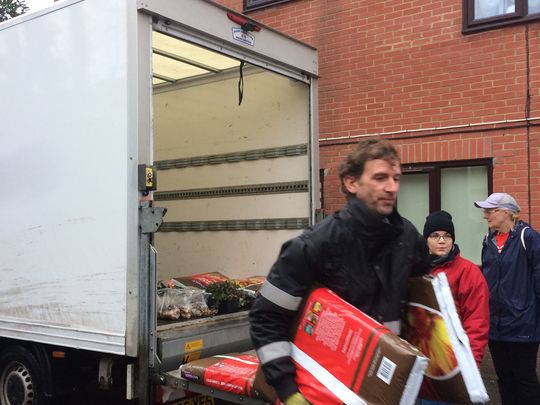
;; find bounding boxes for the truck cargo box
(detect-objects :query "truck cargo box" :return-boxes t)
[0,0,318,403]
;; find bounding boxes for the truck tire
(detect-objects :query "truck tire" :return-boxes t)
[0,345,48,405]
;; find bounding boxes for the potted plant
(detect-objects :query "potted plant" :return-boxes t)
[205,280,250,314]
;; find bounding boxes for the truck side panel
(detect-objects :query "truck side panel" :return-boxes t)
[0,0,139,355]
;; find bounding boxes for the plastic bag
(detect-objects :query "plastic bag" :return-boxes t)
[157,287,216,321]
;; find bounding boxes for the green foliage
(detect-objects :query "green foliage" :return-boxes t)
[205,280,244,303]
[205,280,254,312]
[0,0,29,22]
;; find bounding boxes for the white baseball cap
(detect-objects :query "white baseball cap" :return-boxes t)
[474,192,520,212]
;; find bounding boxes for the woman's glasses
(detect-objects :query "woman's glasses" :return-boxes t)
[483,208,501,215]
[428,232,452,241]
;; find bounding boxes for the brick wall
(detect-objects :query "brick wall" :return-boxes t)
[215,0,540,225]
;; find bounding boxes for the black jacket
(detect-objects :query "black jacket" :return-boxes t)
[249,196,430,400]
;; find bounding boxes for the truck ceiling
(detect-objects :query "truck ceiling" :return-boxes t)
[152,31,240,87]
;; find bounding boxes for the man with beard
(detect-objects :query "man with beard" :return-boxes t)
[249,139,430,404]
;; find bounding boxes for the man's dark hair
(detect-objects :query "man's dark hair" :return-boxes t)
[338,139,400,194]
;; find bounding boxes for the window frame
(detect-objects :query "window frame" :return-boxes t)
[243,0,292,12]
[399,158,493,265]
[463,0,540,33]
[401,158,493,211]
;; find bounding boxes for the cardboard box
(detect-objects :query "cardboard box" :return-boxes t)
[180,287,428,405]
[402,274,489,404]
[173,272,230,289]
[180,352,277,402]
[232,276,266,297]
[291,288,428,405]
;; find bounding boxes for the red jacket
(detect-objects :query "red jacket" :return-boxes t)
[431,246,490,365]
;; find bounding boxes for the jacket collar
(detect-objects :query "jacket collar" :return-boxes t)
[342,195,404,243]
[431,244,459,268]
[488,220,528,240]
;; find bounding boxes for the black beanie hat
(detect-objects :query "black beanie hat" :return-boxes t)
[423,210,455,241]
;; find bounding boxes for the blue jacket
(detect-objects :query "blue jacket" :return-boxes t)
[481,220,540,342]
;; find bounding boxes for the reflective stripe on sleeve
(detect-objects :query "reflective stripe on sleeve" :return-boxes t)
[259,281,302,311]
[257,341,291,364]
[291,344,367,405]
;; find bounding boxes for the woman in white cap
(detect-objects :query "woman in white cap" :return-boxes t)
[474,192,540,405]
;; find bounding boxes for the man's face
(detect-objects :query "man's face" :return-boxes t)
[343,159,401,216]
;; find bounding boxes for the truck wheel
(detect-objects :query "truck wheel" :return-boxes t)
[0,346,48,405]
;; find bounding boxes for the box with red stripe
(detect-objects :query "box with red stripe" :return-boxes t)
[180,353,277,402]
[291,288,428,405]
[402,274,489,404]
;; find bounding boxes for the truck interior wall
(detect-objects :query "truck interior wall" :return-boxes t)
[152,68,311,281]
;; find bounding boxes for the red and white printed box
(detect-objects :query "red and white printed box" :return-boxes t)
[180,288,428,405]
[180,352,277,402]
[291,288,428,405]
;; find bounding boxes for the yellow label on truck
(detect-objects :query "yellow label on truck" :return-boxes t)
[183,351,201,363]
[145,167,154,187]
[184,339,203,352]
[182,339,203,363]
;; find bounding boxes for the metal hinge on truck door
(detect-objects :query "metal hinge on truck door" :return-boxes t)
[140,203,167,234]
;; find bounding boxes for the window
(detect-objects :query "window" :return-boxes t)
[244,0,292,12]
[398,160,492,265]
[476,0,516,19]
[463,0,540,33]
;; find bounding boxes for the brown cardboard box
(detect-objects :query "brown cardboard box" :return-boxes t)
[173,272,229,289]
[289,287,428,405]
[180,352,277,402]
[180,287,429,405]
[402,274,489,404]
[232,276,266,297]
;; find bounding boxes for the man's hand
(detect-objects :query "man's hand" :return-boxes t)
[284,392,311,405]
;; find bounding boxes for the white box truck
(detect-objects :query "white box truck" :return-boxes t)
[0,0,319,403]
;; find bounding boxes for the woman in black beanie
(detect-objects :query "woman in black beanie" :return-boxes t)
[419,210,490,405]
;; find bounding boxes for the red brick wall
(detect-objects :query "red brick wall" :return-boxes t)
[319,128,536,222]
[215,0,540,225]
